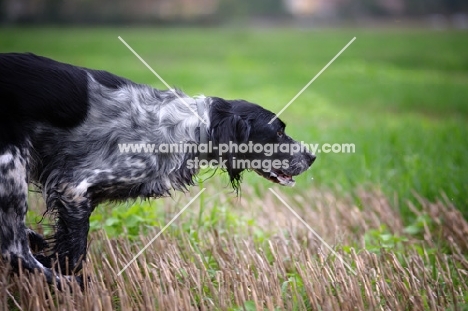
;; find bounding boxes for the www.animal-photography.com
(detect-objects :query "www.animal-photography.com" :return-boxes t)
[1,1,467,310]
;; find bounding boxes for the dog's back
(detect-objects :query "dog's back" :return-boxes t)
[0,53,133,144]
[0,53,90,135]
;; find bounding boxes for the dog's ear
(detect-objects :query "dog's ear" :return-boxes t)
[209,98,250,192]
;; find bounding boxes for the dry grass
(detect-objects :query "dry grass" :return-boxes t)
[1,186,467,310]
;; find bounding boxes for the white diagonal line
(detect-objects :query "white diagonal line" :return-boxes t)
[268,188,357,275]
[117,188,206,276]
[118,36,207,125]
[269,37,356,124]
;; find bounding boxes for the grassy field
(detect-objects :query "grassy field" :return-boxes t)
[0,27,467,310]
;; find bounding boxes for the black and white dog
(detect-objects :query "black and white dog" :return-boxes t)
[0,53,315,284]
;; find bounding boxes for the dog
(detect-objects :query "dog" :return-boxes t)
[0,52,315,285]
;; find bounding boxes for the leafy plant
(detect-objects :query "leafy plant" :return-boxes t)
[90,200,163,238]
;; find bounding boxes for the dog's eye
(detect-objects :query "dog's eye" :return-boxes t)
[277,131,284,138]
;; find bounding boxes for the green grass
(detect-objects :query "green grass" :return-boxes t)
[3,27,466,217]
[2,26,468,309]
[3,27,467,310]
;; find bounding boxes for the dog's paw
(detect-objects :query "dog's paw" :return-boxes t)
[27,229,49,252]
[34,254,53,268]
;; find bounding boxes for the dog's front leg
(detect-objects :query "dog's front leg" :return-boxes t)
[42,187,93,275]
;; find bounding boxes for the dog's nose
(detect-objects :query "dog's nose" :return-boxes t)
[306,153,316,166]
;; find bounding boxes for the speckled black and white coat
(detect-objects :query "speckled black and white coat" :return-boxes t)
[0,53,314,286]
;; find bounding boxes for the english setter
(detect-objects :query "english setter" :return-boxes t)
[0,53,315,285]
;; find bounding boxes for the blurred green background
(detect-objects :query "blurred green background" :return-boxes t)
[2,27,467,219]
[1,0,467,220]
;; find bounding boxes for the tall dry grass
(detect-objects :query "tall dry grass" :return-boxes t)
[1,186,467,310]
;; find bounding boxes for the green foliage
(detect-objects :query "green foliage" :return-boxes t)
[89,200,163,238]
[403,214,432,236]
[363,225,409,253]
[363,214,434,254]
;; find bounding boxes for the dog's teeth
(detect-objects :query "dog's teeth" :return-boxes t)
[269,171,278,177]
[277,175,295,187]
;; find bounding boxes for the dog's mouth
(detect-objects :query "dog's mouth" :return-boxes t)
[254,169,296,187]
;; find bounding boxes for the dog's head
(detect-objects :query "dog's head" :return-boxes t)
[208,97,315,191]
